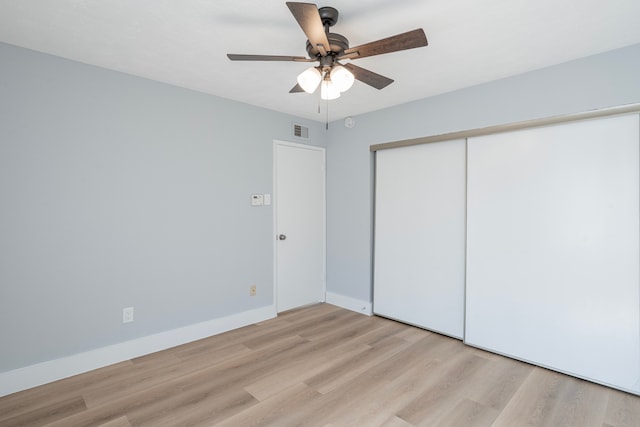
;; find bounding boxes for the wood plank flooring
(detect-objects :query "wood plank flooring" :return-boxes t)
[1,303,639,426]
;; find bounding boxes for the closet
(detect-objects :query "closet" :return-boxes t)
[373,106,640,394]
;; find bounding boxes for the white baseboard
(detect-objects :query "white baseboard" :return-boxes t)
[0,305,276,397]
[326,291,373,316]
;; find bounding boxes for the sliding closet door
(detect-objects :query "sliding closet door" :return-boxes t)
[466,114,640,391]
[374,140,466,338]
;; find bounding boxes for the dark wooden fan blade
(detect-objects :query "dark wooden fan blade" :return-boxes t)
[341,29,428,60]
[343,63,394,90]
[286,2,330,56]
[227,54,314,62]
[289,83,305,93]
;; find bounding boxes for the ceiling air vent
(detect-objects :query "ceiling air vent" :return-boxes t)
[293,123,309,139]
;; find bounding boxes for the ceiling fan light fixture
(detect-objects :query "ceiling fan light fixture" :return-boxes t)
[320,79,341,100]
[297,67,322,93]
[227,3,429,104]
[330,65,355,92]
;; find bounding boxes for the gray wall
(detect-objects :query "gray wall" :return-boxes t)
[0,42,326,373]
[326,43,640,303]
[3,39,640,375]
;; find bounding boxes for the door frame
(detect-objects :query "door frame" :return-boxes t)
[273,140,326,313]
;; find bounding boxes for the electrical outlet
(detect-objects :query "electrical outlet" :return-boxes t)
[250,285,256,296]
[122,307,134,323]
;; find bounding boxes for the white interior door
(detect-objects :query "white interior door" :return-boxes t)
[274,141,325,312]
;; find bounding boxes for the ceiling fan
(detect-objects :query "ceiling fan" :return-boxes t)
[227,2,428,100]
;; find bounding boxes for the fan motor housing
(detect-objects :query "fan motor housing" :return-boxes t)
[305,6,346,58]
[306,33,349,58]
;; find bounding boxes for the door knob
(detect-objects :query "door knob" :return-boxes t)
[278,234,287,240]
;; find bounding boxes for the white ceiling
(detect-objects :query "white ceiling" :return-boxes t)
[1,0,639,122]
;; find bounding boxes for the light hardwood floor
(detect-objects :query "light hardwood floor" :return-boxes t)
[1,303,639,426]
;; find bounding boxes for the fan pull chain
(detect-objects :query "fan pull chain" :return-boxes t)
[326,98,329,130]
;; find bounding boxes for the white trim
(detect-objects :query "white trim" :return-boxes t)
[370,102,640,152]
[326,291,373,316]
[0,305,276,397]
[273,139,324,150]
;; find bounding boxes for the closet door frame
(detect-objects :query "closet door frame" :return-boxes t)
[370,103,640,395]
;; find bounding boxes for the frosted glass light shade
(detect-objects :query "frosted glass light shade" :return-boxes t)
[330,65,355,92]
[320,80,341,100]
[297,67,322,93]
